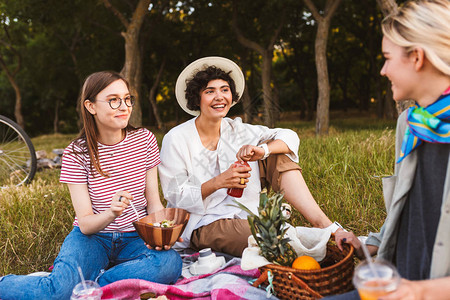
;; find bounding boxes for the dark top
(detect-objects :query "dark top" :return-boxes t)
[395,142,450,280]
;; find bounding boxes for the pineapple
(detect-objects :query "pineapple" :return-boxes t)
[234,189,297,266]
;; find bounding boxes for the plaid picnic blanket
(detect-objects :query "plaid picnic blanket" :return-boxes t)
[100,258,278,299]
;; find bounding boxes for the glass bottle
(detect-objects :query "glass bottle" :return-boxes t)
[227,161,249,198]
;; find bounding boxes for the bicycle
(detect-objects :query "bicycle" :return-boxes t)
[0,115,37,188]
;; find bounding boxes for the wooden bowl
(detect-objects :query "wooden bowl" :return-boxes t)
[133,208,190,248]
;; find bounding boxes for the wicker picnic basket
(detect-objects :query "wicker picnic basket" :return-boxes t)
[252,239,355,299]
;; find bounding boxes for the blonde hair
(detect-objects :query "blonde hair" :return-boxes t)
[381,0,450,76]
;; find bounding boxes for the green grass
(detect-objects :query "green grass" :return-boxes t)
[0,116,396,275]
[282,117,396,235]
[0,169,73,275]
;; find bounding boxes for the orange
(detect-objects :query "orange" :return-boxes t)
[291,255,321,270]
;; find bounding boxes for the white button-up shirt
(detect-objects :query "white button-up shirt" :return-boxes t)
[158,117,299,249]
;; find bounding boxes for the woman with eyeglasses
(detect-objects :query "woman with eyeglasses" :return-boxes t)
[0,71,182,299]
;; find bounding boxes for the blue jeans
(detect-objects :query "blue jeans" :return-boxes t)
[0,226,182,300]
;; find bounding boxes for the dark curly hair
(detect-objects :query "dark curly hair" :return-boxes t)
[185,65,240,111]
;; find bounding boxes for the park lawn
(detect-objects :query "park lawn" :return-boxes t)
[0,116,396,275]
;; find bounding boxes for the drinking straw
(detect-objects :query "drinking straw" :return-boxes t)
[128,198,140,221]
[77,266,88,291]
[360,241,379,278]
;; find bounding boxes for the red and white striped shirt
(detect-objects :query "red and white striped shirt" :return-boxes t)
[60,128,160,232]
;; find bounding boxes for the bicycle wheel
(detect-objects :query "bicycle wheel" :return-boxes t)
[0,115,37,188]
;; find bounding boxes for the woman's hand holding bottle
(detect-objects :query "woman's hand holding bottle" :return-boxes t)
[226,161,251,198]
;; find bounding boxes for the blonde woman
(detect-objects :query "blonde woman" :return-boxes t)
[331,1,450,299]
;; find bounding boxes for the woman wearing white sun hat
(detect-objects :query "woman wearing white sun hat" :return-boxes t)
[158,56,341,257]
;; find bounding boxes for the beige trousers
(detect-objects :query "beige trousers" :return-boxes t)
[190,154,301,257]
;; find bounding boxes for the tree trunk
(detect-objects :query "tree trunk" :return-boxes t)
[376,0,414,116]
[11,79,23,129]
[13,87,23,128]
[377,0,399,120]
[385,86,396,119]
[121,23,144,127]
[238,54,253,123]
[148,59,166,132]
[232,2,285,127]
[0,54,24,128]
[309,83,317,121]
[54,99,60,133]
[376,78,384,118]
[272,79,281,122]
[314,19,331,135]
[303,0,342,135]
[103,0,151,127]
[280,43,310,120]
[241,85,252,123]
[55,30,84,129]
[262,51,275,127]
[121,33,142,126]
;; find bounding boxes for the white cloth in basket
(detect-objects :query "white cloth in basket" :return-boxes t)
[241,224,332,270]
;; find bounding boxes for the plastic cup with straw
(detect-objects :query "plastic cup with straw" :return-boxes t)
[70,266,103,300]
[352,243,400,300]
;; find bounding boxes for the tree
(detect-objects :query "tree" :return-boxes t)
[376,0,412,116]
[277,3,317,121]
[0,0,411,134]
[29,0,123,132]
[147,58,166,131]
[146,0,251,124]
[232,0,288,127]
[0,35,23,128]
[303,0,342,135]
[140,0,196,127]
[102,0,152,127]
[0,0,127,134]
[328,1,384,115]
[376,0,398,16]
[0,11,27,128]
[237,50,255,123]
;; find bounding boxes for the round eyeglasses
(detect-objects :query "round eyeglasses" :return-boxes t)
[95,95,135,109]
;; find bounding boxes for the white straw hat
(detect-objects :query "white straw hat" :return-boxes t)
[175,56,245,116]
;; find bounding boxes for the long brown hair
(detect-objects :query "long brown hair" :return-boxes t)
[73,71,136,177]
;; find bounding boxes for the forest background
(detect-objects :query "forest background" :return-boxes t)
[0,0,406,136]
[0,0,411,274]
